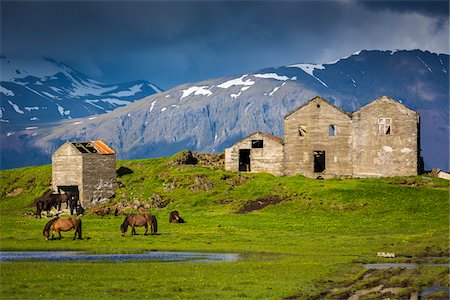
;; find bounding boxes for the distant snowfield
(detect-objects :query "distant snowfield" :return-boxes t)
[181,86,212,100]
[253,73,290,81]
[218,75,255,89]
[110,84,144,97]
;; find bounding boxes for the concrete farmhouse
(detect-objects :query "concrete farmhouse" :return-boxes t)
[225,132,284,176]
[52,140,116,208]
[226,96,420,178]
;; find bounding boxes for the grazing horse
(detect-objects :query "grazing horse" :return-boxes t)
[35,190,59,218]
[35,190,78,218]
[120,214,158,236]
[43,217,82,240]
[169,211,185,223]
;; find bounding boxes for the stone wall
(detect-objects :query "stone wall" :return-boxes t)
[352,96,419,177]
[81,153,116,208]
[284,97,353,178]
[52,143,83,193]
[225,132,284,176]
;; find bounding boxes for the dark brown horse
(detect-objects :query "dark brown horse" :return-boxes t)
[120,214,158,236]
[35,190,78,218]
[169,211,185,223]
[43,217,82,240]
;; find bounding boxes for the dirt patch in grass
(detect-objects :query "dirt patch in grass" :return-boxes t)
[236,195,288,214]
[6,187,24,197]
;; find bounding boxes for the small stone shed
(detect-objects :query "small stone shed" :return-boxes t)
[224,131,284,176]
[52,140,116,208]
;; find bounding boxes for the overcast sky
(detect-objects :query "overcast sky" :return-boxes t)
[1,0,449,89]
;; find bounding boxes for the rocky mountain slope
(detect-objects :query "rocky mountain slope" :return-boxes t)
[1,50,448,170]
[0,56,161,131]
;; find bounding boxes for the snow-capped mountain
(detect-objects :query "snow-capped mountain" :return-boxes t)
[0,56,161,130]
[1,50,448,171]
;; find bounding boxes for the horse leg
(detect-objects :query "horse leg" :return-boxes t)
[36,203,41,218]
[58,231,62,240]
[131,225,136,235]
[144,224,148,235]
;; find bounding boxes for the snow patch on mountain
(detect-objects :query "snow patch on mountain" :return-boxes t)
[253,73,290,81]
[287,63,329,87]
[8,100,24,114]
[218,75,255,89]
[110,84,144,97]
[416,56,432,72]
[0,86,14,96]
[181,86,212,100]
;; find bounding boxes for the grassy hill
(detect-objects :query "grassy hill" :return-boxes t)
[0,152,448,299]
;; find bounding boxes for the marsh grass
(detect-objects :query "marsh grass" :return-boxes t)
[0,154,448,299]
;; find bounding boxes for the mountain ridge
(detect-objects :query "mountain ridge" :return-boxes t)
[0,56,162,130]
[1,50,448,170]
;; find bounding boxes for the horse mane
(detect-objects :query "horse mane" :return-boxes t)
[43,217,59,234]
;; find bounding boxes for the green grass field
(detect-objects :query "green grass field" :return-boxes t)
[0,154,448,299]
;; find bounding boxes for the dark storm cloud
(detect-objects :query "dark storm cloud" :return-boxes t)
[357,0,449,17]
[1,1,448,89]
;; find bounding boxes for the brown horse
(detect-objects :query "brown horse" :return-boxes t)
[169,211,185,223]
[35,190,77,218]
[43,217,82,240]
[120,214,158,236]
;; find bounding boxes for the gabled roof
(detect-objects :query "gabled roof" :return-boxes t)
[237,131,284,145]
[353,95,418,114]
[71,140,115,155]
[284,96,352,119]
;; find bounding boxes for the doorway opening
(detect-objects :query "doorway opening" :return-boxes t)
[239,149,251,172]
[314,151,326,173]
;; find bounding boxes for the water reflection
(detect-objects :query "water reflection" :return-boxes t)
[0,251,239,263]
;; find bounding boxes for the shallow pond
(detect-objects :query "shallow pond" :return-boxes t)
[0,251,239,263]
[364,263,449,269]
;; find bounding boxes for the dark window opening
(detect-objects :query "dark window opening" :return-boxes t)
[329,124,336,136]
[298,125,307,137]
[314,151,326,173]
[252,140,263,148]
[239,149,251,172]
[316,104,321,108]
[377,118,392,135]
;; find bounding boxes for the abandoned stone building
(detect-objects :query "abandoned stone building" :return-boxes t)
[226,96,420,178]
[52,140,116,208]
[224,132,284,176]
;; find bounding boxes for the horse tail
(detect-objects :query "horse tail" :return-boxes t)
[43,217,59,236]
[152,215,158,234]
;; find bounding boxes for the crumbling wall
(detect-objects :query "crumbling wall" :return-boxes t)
[283,97,353,178]
[352,96,419,177]
[52,143,83,193]
[225,132,284,176]
[82,153,116,208]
